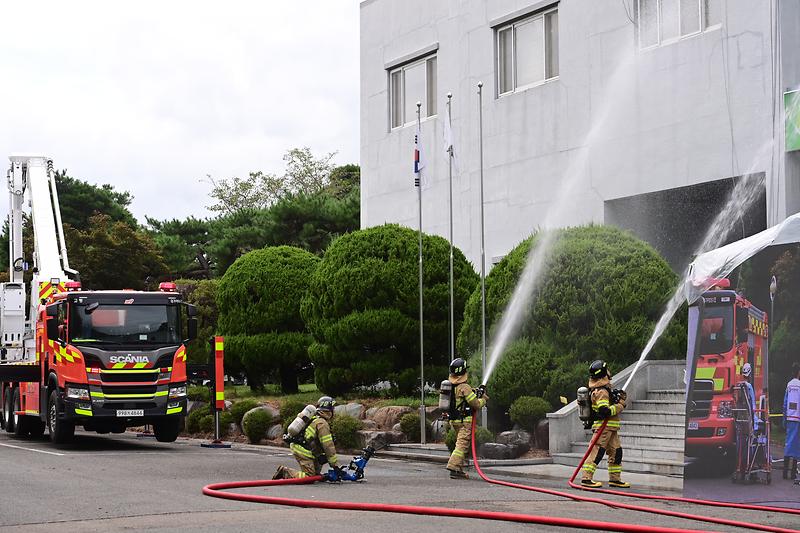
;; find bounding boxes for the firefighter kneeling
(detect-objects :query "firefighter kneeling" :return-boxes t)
[580,360,630,489]
[443,357,487,480]
[273,396,342,480]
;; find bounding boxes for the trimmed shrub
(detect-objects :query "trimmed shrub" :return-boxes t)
[199,412,233,437]
[230,399,260,428]
[509,396,551,432]
[458,225,686,414]
[329,415,363,450]
[399,412,432,443]
[186,406,207,433]
[301,224,478,395]
[281,398,310,428]
[242,408,273,444]
[185,279,219,365]
[187,385,209,402]
[445,426,493,455]
[217,246,320,392]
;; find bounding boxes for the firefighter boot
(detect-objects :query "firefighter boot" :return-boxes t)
[608,479,631,488]
[580,478,602,488]
[448,468,470,480]
[273,465,288,480]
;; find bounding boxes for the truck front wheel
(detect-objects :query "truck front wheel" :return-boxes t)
[48,389,74,444]
[153,417,181,442]
[12,388,29,437]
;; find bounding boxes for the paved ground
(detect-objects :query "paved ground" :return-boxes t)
[0,431,797,533]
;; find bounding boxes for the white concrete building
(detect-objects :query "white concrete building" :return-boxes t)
[360,0,800,271]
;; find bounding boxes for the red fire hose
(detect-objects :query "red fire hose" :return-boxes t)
[566,420,800,516]
[203,474,709,532]
[469,419,798,533]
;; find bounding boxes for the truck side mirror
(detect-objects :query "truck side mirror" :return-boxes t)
[736,309,749,343]
[186,317,198,342]
[46,316,59,342]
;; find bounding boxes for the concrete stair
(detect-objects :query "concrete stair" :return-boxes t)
[551,389,686,477]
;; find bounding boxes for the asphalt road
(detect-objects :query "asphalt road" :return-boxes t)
[0,431,797,533]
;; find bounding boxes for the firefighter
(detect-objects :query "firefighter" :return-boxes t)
[445,357,487,480]
[783,363,800,480]
[273,396,342,480]
[581,360,630,488]
[739,363,763,432]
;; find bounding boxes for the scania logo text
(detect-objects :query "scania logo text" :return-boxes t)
[109,355,149,364]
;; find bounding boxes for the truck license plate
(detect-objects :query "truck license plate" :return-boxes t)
[687,421,698,430]
[116,409,144,417]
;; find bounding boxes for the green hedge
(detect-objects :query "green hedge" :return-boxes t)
[445,426,493,455]
[459,225,686,413]
[217,246,320,392]
[242,408,273,444]
[399,412,432,443]
[301,224,478,395]
[280,398,310,428]
[329,415,363,450]
[509,396,551,432]
[186,407,207,433]
[230,399,260,428]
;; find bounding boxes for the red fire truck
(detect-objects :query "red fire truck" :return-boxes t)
[0,155,197,444]
[686,278,770,475]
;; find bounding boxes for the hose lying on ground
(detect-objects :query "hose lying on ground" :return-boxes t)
[469,419,798,533]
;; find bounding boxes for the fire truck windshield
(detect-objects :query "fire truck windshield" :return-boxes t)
[69,303,181,346]
[699,304,734,354]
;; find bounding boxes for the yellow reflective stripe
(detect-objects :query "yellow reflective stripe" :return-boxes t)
[290,443,315,459]
[90,392,104,398]
[713,378,724,391]
[608,466,622,472]
[97,369,159,374]
[155,391,168,397]
[609,405,617,416]
[461,416,473,422]
[297,472,307,478]
[112,362,126,369]
[166,407,183,414]
[24,410,39,415]
[465,392,477,402]
[75,408,92,416]
[133,362,148,369]
[328,455,338,464]
[452,449,465,457]
[216,392,224,400]
[319,434,333,443]
[583,463,597,472]
[595,400,610,406]
[695,367,715,379]
[215,341,224,351]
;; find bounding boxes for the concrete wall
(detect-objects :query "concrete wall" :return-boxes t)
[360,0,792,269]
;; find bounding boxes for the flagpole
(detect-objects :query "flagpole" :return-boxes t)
[416,101,426,445]
[477,81,487,429]
[447,92,455,363]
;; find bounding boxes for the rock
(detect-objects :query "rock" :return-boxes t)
[187,400,208,415]
[224,400,233,410]
[431,419,448,441]
[370,406,414,429]
[365,407,379,420]
[266,423,284,440]
[361,419,378,430]
[334,402,365,419]
[480,442,515,460]
[244,404,280,424]
[496,430,532,454]
[535,419,549,450]
[392,423,402,432]
[357,430,407,448]
[425,406,444,420]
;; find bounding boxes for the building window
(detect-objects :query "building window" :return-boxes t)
[496,8,558,96]
[389,55,437,129]
[637,0,721,49]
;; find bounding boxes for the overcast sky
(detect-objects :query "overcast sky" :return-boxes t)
[0,1,360,224]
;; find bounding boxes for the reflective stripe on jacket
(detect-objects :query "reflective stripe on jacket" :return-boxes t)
[590,376,624,431]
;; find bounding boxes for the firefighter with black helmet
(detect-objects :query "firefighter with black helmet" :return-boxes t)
[273,396,342,480]
[445,357,487,480]
[581,360,630,488]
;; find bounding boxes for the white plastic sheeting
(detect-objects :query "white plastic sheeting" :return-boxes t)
[685,212,800,304]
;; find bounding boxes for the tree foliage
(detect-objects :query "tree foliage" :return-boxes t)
[460,225,686,414]
[54,170,136,230]
[63,214,166,290]
[301,224,478,395]
[146,217,212,278]
[217,246,320,392]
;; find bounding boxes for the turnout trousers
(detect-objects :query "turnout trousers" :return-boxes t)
[582,428,623,482]
[447,419,472,472]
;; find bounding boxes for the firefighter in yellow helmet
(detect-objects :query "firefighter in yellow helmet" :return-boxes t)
[273,396,341,480]
[581,360,630,488]
[446,357,487,480]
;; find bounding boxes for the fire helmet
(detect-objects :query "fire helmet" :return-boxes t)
[741,363,752,379]
[449,357,468,376]
[589,360,609,379]
[317,396,336,412]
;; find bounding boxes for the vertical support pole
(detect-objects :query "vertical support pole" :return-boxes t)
[447,93,455,363]
[416,102,426,445]
[478,82,488,429]
[214,336,225,442]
